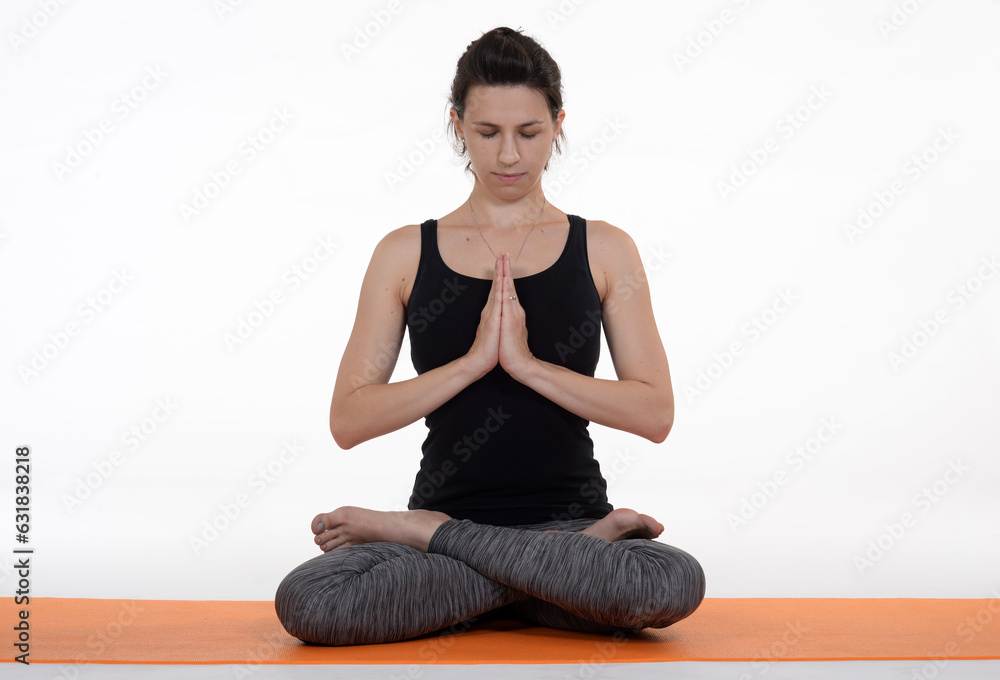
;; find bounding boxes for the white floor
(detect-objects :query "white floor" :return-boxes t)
[32,660,1000,679]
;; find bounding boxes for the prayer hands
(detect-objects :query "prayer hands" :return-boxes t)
[465,253,535,381]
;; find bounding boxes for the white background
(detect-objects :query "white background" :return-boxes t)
[1,0,998,602]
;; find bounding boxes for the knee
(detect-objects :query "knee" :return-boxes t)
[274,544,421,646]
[274,562,323,643]
[274,557,358,646]
[631,542,706,628]
[670,547,707,619]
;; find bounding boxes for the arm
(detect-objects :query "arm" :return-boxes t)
[502,222,674,443]
[329,227,502,449]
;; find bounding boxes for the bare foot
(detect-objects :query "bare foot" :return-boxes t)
[579,508,664,541]
[311,506,452,553]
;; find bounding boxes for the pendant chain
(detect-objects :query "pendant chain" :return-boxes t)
[469,196,547,267]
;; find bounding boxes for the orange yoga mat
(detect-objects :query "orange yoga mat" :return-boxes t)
[3,597,999,665]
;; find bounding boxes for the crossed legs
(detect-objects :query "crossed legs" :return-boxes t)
[274,507,706,646]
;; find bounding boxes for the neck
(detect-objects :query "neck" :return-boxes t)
[468,180,547,231]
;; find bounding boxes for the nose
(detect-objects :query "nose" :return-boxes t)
[498,134,519,167]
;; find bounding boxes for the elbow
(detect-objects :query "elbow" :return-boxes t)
[648,423,671,444]
[329,410,359,450]
[330,389,376,450]
[647,401,674,444]
[331,425,356,450]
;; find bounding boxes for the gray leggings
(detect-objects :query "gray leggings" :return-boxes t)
[274,516,706,646]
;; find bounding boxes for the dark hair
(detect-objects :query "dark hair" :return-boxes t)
[447,26,567,174]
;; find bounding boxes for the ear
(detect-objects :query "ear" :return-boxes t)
[449,107,464,140]
[553,108,566,138]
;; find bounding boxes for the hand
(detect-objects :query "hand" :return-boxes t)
[463,253,502,379]
[498,253,535,380]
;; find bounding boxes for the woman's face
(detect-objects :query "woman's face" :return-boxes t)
[452,84,564,195]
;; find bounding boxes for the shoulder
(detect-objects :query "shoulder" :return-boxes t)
[376,222,423,252]
[370,223,424,307]
[583,218,642,277]
[578,218,641,302]
[583,219,637,254]
[367,223,423,269]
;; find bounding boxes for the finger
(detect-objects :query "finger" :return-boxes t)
[499,255,507,304]
[500,253,506,298]
[504,253,516,305]
[488,253,501,304]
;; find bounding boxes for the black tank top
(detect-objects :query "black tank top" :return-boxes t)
[405,214,614,526]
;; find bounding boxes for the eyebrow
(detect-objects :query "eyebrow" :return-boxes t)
[470,119,545,127]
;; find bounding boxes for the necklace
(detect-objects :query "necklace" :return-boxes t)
[470,195,547,269]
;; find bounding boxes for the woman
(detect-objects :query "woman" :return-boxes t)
[274,26,705,646]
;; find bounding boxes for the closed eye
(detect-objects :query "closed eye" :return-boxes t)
[480,131,538,139]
